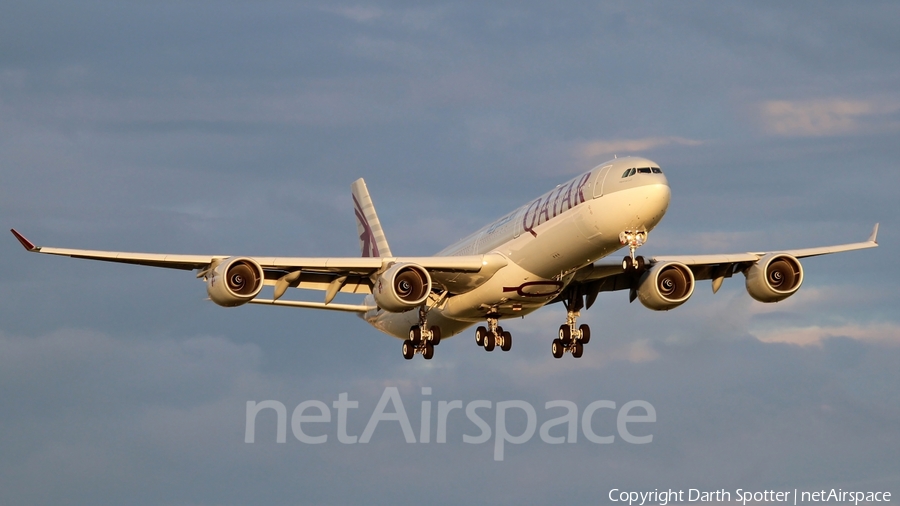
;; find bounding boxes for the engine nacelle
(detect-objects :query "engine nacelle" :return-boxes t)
[207,257,264,307]
[637,261,695,311]
[373,263,432,313]
[744,253,803,303]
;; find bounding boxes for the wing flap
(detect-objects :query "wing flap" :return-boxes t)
[263,272,373,295]
[248,298,371,313]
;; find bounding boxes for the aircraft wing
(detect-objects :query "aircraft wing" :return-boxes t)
[10,229,508,310]
[566,224,879,307]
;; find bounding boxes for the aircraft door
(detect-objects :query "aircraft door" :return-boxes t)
[592,164,613,198]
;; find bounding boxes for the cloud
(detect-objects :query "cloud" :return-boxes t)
[320,5,445,31]
[758,98,900,136]
[576,136,704,160]
[752,321,900,346]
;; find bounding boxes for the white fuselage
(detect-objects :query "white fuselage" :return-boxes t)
[362,157,671,339]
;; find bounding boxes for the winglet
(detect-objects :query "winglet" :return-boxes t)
[868,223,879,244]
[10,229,38,251]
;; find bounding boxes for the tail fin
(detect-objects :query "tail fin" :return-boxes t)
[351,178,392,258]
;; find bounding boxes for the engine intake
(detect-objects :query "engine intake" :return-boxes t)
[637,261,695,311]
[744,253,803,303]
[207,257,264,307]
[374,263,432,313]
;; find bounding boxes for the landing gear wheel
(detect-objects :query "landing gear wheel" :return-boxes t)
[559,324,572,345]
[402,340,415,360]
[623,255,646,272]
[409,326,422,343]
[551,338,564,359]
[423,344,435,360]
[501,331,512,352]
[572,342,584,358]
[429,326,442,345]
[483,331,496,352]
[579,324,591,344]
[475,326,487,346]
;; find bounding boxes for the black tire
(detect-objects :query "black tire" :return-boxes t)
[483,331,496,352]
[623,256,633,272]
[429,326,442,345]
[423,344,434,360]
[572,342,584,358]
[579,324,591,344]
[475,326,487,346]
[559,324,571,345]
[501,331,512,352]
[402,340,415,360]
[551,338,564,359]
[636,256,646,271]
[409,326,422,343]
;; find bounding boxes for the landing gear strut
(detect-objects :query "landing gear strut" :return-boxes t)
[474,313,512,353]
[402,305,442,360]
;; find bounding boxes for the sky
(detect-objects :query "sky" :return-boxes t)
[1,2,898,505]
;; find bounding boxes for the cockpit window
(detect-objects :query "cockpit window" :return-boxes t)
[622,167,662,177]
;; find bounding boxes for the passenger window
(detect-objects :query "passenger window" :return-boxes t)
[622,169,631,178]
[651,167,662,174]
[637,168,652,174]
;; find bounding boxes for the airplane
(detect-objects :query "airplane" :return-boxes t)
[11,156,879,360]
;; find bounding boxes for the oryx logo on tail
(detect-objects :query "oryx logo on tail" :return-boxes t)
[350,178,392,258]
[353,194,378,257]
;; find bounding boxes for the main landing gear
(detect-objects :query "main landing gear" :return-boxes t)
[474,313,512,353]
[402,306,442,360]
[551,286,592,359]
[551,310,590,359]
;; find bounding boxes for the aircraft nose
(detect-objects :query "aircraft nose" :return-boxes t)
[634,182,670,229]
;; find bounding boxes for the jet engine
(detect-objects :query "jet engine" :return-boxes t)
[744,253,803,303]
[637,261,695,311]
[207,257,264,307]
[373,262,432,313]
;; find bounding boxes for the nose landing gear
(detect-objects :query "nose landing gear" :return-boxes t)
[619,229,648,270]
